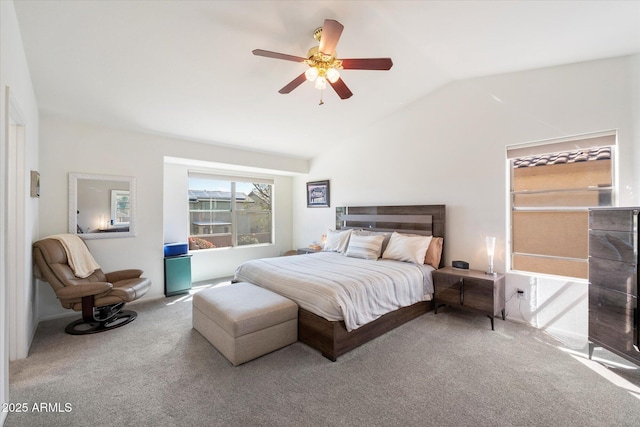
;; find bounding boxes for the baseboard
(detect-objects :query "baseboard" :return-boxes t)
[38,311,77,322]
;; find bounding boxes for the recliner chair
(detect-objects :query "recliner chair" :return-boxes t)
[33,236,151,335]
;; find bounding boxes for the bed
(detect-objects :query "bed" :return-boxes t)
[234,204,446,361]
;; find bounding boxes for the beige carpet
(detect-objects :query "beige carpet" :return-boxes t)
[7,278,640,426]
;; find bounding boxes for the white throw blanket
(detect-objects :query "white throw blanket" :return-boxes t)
[48,234,100,278]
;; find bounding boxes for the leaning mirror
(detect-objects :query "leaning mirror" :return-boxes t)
[69,172,137,239]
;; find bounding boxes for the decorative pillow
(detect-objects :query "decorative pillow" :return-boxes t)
[345,234,386,260]
[323,229,352,253]
[424,237,443,269]
[353,230,392,254]
[382,232,432,265]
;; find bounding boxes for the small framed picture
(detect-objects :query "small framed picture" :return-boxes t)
[306,180,330,208]
[30,171,40,198]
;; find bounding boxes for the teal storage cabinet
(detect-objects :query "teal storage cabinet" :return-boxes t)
[164,255,192,297]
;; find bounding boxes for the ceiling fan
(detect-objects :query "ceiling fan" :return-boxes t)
[252,19,393,102]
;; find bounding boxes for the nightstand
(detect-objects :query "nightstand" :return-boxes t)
[297,247,321,255]
[432,267,505,330]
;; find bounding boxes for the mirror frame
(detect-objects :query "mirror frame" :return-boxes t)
[69,172,137,239]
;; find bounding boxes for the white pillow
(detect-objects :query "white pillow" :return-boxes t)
[381,232,433,265]
[323,229,352,253]
[345,234,385,260]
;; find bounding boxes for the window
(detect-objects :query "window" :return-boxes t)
[188,173,273,250]
[508,132,615,279]
[110,190,130,226]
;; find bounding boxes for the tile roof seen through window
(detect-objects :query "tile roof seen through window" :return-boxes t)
[188,190,248,202]
[513,147,611,168]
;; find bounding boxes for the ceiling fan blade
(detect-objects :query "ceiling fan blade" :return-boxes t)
[318,19,344,55]
[252,49,305,63]
[278,73,307,94]
[329,78,353,100]
[340,58,393,70]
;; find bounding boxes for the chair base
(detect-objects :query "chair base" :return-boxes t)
[65,309,138,335]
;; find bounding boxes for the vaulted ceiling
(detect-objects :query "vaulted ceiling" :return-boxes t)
[14,1,640,159]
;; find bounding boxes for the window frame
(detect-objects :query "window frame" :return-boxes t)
[187,171,274,250]
[507,131,616,279]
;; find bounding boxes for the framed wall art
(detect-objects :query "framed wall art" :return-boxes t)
[306,180,330,208]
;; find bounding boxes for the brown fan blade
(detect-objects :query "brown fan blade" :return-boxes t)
[278,73,307,94]
[340,58,393,70]
[252,49,305,63]
[318,19,344,56]
[329,78,353,100]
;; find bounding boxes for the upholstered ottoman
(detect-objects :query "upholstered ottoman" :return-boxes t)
[192,282,298,366]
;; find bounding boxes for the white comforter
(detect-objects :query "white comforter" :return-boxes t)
[234,252,434,331]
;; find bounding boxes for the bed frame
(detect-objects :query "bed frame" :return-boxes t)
[298,204,446,361]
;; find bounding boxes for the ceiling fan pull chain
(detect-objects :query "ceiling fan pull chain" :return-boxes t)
[319,89,324,105]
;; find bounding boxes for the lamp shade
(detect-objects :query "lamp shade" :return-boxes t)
[314,76,327,90]
[486,237,496,257]
[326,68,340,83]
[305,67,319,81]
[485,236,496,275]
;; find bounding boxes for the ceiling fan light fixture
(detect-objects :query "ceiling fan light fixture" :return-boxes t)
[314,76,327,90]
[326,68,340,83]
[253,18,391,100]
[305,67,319,81]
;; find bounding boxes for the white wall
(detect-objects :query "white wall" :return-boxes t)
[1,0,41,421]
[38,114,305,319]
[293,55,640,347]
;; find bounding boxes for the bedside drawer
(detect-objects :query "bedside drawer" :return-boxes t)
[433,273,462,306]
[461,278,496,313]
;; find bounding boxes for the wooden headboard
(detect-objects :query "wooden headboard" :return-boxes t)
[335,204,446,267]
